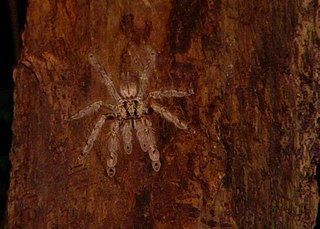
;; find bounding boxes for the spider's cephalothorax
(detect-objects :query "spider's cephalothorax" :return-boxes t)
[67,52,194,177]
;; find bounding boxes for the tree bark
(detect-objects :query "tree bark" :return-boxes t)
[8,0,320,228]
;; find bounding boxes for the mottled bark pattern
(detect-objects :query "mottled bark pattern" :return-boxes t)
[8,0,320,228]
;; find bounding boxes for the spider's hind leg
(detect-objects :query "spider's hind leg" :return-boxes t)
[135,118,161,172]
[78,115,107,161]
[106,121,120,177]
[121,120,133,154]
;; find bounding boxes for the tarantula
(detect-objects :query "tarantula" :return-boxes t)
[67,52,194,177]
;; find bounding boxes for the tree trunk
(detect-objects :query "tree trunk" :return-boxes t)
[8,0,320,228]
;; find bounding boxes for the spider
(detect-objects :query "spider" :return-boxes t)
[67,52,194,177]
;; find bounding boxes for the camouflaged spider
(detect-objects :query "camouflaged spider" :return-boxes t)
[67,52,194,177]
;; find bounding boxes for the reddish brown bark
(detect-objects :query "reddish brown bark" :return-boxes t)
[8,0,320,228]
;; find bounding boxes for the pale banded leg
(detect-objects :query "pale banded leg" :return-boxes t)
[66,101,114,120]
[106,121,120,177]
[78,115,107,161]
[142,118,156,144]
[135,118,161,172]
[137,45,156,98]
[67,101,103,120]
[148,89,194,99]
[150,102,195,134]
[135,119,149,152]
[88,53,122,102]
[151,160,161,172]
[137,73,148,98]
[121,120,133,154]
[143,118,161,172]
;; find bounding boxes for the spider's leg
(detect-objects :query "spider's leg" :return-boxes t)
[88,53,122,102]
[106,120,120,177]
[137,73,149,98]
[150,102,195,133]
[135,119,149,152]
[148,89,194,99]
[102,102,116,112]
[78,115,107,161]
[66,101,104,120]
[135,118,161,172]
[142,118,161,172]
[121,120,133,154]
[137,48,156,98]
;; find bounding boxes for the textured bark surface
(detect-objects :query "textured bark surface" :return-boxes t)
[8,0,320,228]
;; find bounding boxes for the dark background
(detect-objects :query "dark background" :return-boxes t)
[0,0,27,227]
[0,1,319,228]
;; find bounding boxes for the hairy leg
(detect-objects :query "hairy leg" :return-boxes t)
[66,101,114,120]
[78,115,107,161]
[121,120,133,154]
[135,119,149,152]
[137,46,156,98]
[148,89,194,99]
[88,53,122,102]
[150,102,195,133]
[106,121,120,177]
[66,101,103,120]
[137,73,148,98]
[135,118,161,172]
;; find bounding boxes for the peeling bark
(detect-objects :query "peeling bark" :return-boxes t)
[8,0,320,228]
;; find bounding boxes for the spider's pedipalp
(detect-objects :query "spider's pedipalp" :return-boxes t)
[88,53,122,102]
[121,120,133,154]
[78,115,107,161]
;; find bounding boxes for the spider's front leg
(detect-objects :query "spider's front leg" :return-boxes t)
[135,118,161,172]
[66,101,114,120]
[78,115,107,161]
[137,48,156,98]
[106,120,120,177]
[150,102,195,134]
[137,73,149,98]
[88,53,122,102]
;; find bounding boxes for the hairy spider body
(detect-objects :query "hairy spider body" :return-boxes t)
[67,52,194,177]
[117,99,148,120]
